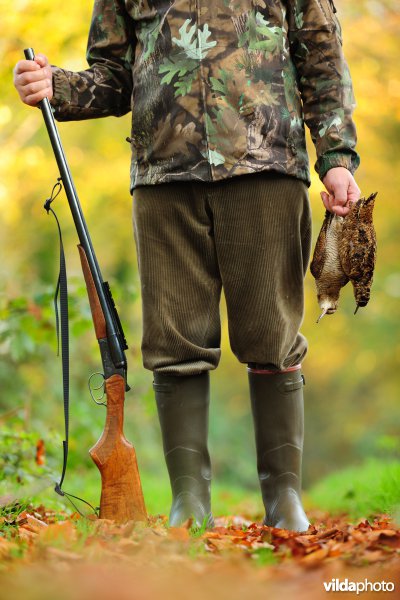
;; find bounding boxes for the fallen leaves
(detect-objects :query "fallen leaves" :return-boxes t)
[17,512,48,535]
[0,504,399,573]
[0,536,19,560]
[197,514,400,569]
[0,507,399,600]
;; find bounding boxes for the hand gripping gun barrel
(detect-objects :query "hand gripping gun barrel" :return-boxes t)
[24,48,146,524]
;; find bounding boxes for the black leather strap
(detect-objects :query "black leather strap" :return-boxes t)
[44,179,69,495]
[44,179,98,517]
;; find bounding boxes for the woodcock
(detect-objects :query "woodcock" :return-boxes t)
[310,193,378,322]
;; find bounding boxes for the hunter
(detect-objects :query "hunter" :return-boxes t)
[14,0,360,532]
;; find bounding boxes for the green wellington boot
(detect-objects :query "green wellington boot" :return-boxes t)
[248,367,310,533]
[153,371,214,528]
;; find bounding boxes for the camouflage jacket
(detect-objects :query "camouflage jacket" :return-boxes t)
[51,0,360,190]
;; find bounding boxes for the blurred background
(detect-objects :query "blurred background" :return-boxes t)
[0,0,399,518]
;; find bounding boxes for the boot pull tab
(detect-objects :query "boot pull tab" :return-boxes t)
[276,376,304,394]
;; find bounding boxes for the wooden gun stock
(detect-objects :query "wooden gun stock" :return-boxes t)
[90,374,147,522]
[78,244,147,523]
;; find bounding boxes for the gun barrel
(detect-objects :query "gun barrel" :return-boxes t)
[24,48,127,370]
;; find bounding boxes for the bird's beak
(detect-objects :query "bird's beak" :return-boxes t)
[354,305,360,315]
[317,308,328,323]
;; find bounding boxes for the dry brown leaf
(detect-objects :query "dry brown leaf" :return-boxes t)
[17,513,48,534]
[17,528,37,541]
[167,527,190,542]
[362,549,386,563]
[208,527,230,537]
[315,527,339,540]
[0,537,18,559]
[118,520,136,538]
[45,547,82,561]
[35,439,46,465]
[114,539,141,555]
[39,520,77,544]
[354,519,373,531]
[367,529,399,542]
[299,546,330,567]
[349,529,367,543]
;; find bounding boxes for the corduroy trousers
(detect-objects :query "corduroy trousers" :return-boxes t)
[132,172,312,375]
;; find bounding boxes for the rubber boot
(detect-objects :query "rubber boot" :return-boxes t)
[248,367,310,532]
[153,371,214,528]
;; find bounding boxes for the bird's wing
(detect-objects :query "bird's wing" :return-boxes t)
[310,211,331,279]
[338,227,352,278]
[340,195,377,281]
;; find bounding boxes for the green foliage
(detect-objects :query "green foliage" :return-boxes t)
[209,70,237,115]
[189,516,210,538]
[0,501,32,539]
[238,12,281,56]
[159,56,198,96]
[159,20,216,97]
[172,71,198,98]
[294,12,304,29]
[0,282,92,363]
[308,459,400,521]
[251,546,278,567]
[171,20,216,60]
[138,14,162,61]
[0,417,58,491]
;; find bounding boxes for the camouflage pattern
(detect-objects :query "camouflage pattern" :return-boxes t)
[51,0,360,189]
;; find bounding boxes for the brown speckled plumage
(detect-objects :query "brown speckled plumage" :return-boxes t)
[339,193,378,312]
[310,212,349,321]
[311,193,378,321]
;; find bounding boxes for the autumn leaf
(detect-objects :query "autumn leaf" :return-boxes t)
[35,440,45,466]
[38,520,77,545]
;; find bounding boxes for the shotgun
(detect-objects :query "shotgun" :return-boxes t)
[24,48,147,524]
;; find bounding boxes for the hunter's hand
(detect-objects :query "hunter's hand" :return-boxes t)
[321,167,361,216]
[13,53,53,106]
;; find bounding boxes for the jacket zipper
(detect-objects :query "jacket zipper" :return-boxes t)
[194,0,213,179]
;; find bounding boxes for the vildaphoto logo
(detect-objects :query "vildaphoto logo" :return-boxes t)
[323,579,395,594]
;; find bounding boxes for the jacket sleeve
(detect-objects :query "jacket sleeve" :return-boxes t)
[286,0,360,180]
[51,0,135,121]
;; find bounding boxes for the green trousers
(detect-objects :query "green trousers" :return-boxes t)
[133,172,312,375]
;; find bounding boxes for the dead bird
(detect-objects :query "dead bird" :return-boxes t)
[310,193,378,321]
[310,211,349,322]
[339,192,378,313]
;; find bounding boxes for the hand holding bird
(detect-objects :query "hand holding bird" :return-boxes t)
[321,167,361,216]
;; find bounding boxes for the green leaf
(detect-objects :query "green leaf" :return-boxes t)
[172,19,199,60]
[210,77,227,95]
[140,14,162,61]
[206,149,226,166]
[159,59,183,85]
[295,11,304,29]
[171,20,216,61]
[238,31,248,48]
[174,71,197,97]
[318,113,343,138]
[197,23,217,58]
[205,113,218,136]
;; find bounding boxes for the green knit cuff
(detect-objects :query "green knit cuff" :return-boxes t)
[316,151,361,182]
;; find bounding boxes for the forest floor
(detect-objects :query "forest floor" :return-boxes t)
[0,505,399,600]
